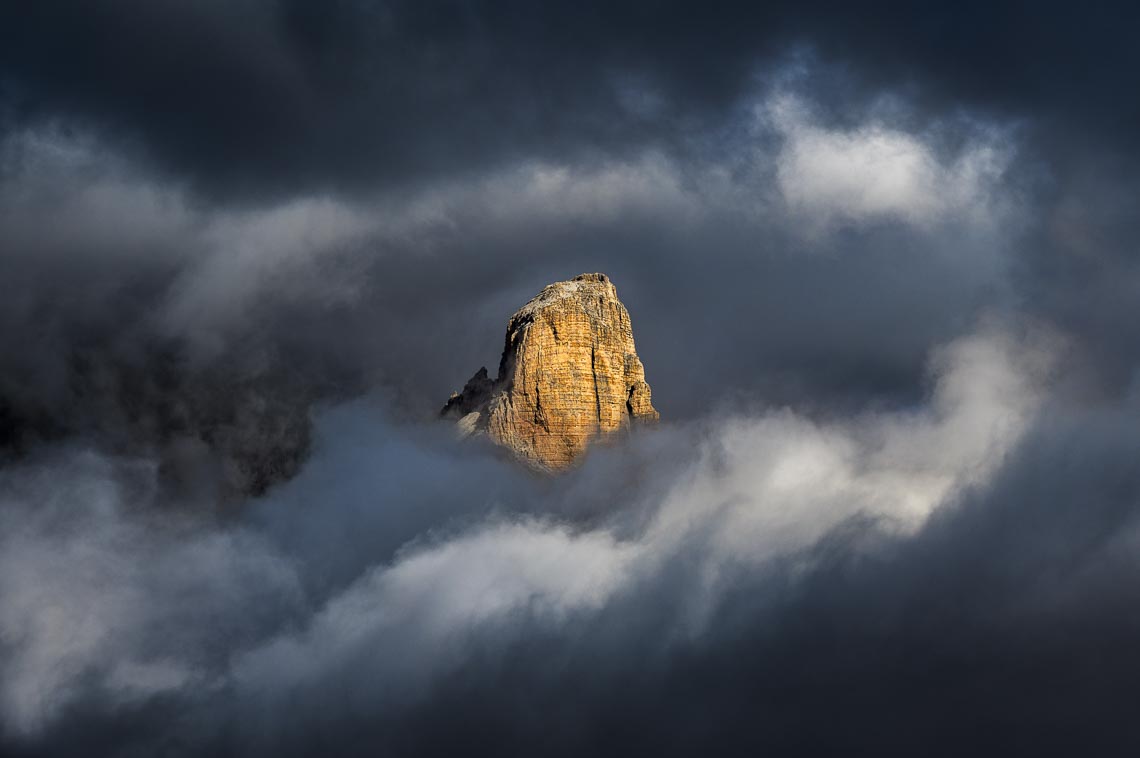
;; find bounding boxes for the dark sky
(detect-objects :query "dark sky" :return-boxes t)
[3,2,1140,756]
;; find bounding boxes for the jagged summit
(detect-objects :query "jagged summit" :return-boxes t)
[443,273,658,471]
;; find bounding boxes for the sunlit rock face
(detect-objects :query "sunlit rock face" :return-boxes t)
[443,273,658,471]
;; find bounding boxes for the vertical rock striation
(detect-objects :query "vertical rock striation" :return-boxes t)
[443,273,658,471]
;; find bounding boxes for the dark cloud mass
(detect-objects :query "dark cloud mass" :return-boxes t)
[3,1,1140,756]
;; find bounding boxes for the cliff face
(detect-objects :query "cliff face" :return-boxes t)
[443,273,658,471]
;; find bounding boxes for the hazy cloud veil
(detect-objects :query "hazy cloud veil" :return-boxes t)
[3,2,1140,756]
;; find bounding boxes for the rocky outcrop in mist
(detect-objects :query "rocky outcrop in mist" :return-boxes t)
[443,273,658,471]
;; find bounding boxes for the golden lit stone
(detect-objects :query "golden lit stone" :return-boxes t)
[443,273,658,471]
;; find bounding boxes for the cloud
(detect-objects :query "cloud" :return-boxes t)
[232,520,637,714]
[767,95,1013,232]
[0,88,1027,457]
[2,1,1137,200]
[0,451,302,735]
[0,321,1059,751]
[3,5,1140,754]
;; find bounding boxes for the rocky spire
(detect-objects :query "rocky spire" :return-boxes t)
[443,273,658,471]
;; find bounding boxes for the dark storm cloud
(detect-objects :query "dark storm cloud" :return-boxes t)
[3,0,1139,200]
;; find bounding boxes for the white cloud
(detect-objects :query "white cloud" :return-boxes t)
[649,322,1054,571]
[766,95,1013,232]
[233,520,636,707]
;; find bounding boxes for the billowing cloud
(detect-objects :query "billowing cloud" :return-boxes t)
[0,322,1062,752]
[768,95,1013,232]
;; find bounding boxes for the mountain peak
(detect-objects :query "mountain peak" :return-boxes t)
[443,273,658,471]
